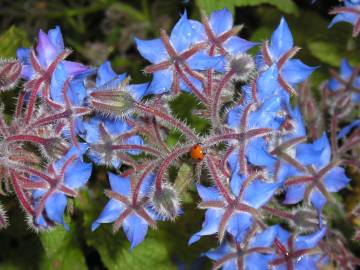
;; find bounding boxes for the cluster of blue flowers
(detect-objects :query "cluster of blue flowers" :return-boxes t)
[0,3,358,269]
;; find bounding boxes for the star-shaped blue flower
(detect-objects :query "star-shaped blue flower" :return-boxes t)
[92,172,157,249]
[259,18,315,96]
[282,133,350,212]
[270,226,326,270]
[329,1,360,37]
[205,226,277,270]
[189,154,279,244]
[135,11,224,94]
[31,144,92,229]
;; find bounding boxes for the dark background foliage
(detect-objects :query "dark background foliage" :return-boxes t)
[0,0,359,269]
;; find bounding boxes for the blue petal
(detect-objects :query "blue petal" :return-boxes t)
[188,209,224,244]
[122,213,149,249]
[246,253,274,270]
[45,192,68,229]
[16,47,30,64]
[227,105,242,128]
[294,255,318,270]
[139,174,155,197]
[310,188,327,212]
[230,173,245,197]
[270,17,294,61]
[126,135,144,155]
[337,119,360,139]
[339,58,353,78]
[91,199,124,231]
[170,11,198,52]
[108,172,131,196]
[196,184,222,201]
[288,106,306,137]
[64,160,92,189]
[147,69,173,94]
[249,225,278,248]
[209,8,233,36]
[224,36,257,54]
[103,117,131,135]
[328,77,342,91]
[54,144,88,170]
[284,184,306,204]
[323,167,350,192]
[274,225,291,245]
[128,83,147,101]
[246,138,277,170]
[179,73,203,93]
[296,133,331,169]
[36,29,58,67]
[134,38,167,63]
[295,227,326,249]
[248,97,282,128]
[243,181,279,208]
[256,65,283,101]
[48,26,64,52]
[282,60,316,84]
[227,212,252,242]
[96,61,125,86]
[329,13,357,28]
[204,242,233,260]
[50,62,69,103]
[187,52,225,72]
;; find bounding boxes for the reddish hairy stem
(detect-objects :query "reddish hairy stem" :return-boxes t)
[154,145,193,192]
[206,155,233,203]
[134,102,198,141]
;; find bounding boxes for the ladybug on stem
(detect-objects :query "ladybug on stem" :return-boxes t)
[190,143,206,161]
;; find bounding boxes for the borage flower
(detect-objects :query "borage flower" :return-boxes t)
[282,133,350,212]
[135,11,224,95]
[189,154,279,244]
[270,226,326,270]
[28,144,92,229]
[205,226,277,270]
[329,0,360,37]
[259,18,315,97]
[92,172,157,249]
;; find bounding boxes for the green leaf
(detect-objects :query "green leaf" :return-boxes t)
[39,227,87,270]
[0,26,30,58]
[196,0,298,15]
[88,229,177,270]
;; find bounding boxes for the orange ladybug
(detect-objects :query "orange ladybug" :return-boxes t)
[190,143,205,161]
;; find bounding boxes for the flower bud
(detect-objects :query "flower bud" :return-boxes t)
[150,183,181,221]
[0,203,8,229]
[290,207,324,233]
[0,59,22,92]
[89,77,135,118]
[225,53,256,82]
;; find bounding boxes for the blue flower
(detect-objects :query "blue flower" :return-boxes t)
[189,153,279,244]
[32,144,92,229]
[329,1,360,37]
[76,61,144,167]
[283,133,350,212]
[76,116,143,168]
[337,119,360,139]
[16,26,88,82]
[92,173,157,249]
[135,11,224,94]
[196,8,257,55]
[270,226,326,270]
[205,226,277,270]
[259,18,315,96]
[92,61,147,102]
[327,59,360,104]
